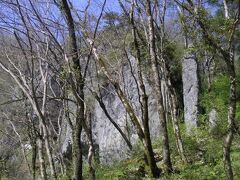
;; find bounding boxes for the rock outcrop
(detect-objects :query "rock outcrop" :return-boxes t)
[93,57,160,163]
[209,109,217,129]
[60,56,163,164]
[182,53,199,132]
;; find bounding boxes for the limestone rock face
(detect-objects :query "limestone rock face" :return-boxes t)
[182,54,199,132]
[93,57,160,164]
[209,109,217,128]
[94,89,131,164]
[60,56,161,164]
[60,120,72,155]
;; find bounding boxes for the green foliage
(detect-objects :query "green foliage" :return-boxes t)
[200,75,229,135]
[236,102,240,122]
[200,73,240,133]
[83,158,146,180]
[164,123,240,179]
[58,175,71,180]
[82,122,240,179]
[59,65,69,81]
[164,41,184,92]
[201,75,229,107]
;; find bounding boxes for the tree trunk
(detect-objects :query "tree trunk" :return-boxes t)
[129,1,160,176]
[169,89,187,163]
[71,107,83,180]
[37,127,47,180]
[145,0,173,173]
[87,113,96,180]
[31,140,37,180]
[164,62,187,163]
[41,122,57,179]
[28,124,37,180]
[59,153,66,175]
[142,95,161,177]
[223,50,236,180]
[59,1,86,179]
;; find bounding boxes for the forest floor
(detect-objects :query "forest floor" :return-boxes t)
[81,126,240,180]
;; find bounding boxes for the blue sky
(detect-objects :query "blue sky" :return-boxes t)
[72,0,121,14]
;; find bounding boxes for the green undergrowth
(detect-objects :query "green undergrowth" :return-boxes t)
[81,126,240,179]
[73,74,240,179]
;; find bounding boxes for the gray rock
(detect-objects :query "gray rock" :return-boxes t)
[60,120,72,155]
[60,56,161,164]
[209,109,217,128]
[182,53,199,132]
[94,56,160,164]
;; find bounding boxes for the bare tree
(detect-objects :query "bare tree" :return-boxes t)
[145,0,173,173]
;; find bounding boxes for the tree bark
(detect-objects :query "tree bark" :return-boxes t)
[145,0,173,173]
[38,127,47,180]
[163,62,187,163]
[59,1,86,179]
[169,87,187,163]
[223,49,236,180]
[129,0,160,177]
[31,139,37,180]
[87,112,96,180]
[72,108,83,180]
[41,122,57,179]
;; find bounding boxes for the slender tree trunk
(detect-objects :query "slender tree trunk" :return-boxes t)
[88,143,95,180]
[223,49,236,180]
[142,95,161,177]
[129,1,160,176]
[27,113,37,180]
[163,62,187,163]
[72,107,83,180]
[87,113,96,180]
[59,153,66,175]
[169,89,187,163]
[31,139,37,180]
[41,122,57,179]
[38,127,47,180]
[29,108,57,179]
[59,1,86,179]
[145,0,173,173]
[34,63,57,179]
[222,1,237,179]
